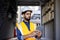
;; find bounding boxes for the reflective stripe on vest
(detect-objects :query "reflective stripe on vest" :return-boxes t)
[16,23,23,35]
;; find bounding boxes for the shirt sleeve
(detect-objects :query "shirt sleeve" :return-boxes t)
[16,28,22,40]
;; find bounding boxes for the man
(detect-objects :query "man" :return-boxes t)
[16,10,41,40]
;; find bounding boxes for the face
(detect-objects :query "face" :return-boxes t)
[23,11,31,21]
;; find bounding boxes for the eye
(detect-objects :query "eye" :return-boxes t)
[26,13,29,15]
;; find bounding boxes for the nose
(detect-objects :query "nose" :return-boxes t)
[29,15,31,17]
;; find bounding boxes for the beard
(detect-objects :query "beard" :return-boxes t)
[24,17,30,21]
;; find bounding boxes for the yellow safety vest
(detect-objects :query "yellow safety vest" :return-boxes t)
[16,21,36,40]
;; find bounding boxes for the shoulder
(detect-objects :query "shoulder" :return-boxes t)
[30,21,36,24]
[30,22,37,30]
[20,21,23,23]
[30,22,36,26]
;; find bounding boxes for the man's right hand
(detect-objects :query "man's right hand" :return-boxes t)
[30,31,37,37]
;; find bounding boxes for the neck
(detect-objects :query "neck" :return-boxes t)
[24,19,29,22]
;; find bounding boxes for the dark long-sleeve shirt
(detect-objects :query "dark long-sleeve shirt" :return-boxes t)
[16,28,22,40]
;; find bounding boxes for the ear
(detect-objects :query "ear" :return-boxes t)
[22,14,24,17]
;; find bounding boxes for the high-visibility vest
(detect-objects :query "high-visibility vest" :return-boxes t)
[16,21,36,40]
